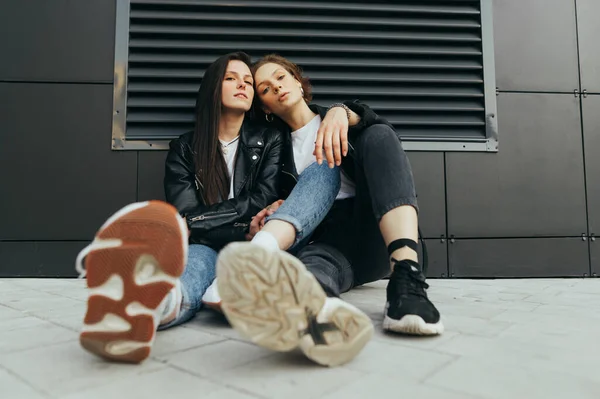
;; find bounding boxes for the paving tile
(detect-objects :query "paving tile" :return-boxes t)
[1,315,48,331]
[440,314,513,337]
[436,303,508,320]
[570,279,600,294]
[1,291,82,313]
[0,317,76,354]
[371,325,461,350]
[428,356,600,399]
[0,304,29,322]
[183,309,245,341]
[159,339,275,378]
[490,308,544,324]
[151,326,226,358]
[343,339,456,380]
[11,278,83,290]
[0,366,48,399]
[321,373,482,399]
[0,341,166,397]
[0,287,37,303]
[43,286,89,302]
[27,301,85,322]
[60,366,237,399]
[437,332,600,381]
[0,281,33,293]
[199,388,261,399]
[46,311,86,332]
[219,352,365,399]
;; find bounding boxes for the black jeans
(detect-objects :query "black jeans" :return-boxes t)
[296,124,419,297]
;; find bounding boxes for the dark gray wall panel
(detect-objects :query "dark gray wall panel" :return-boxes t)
[422,239,448,279]
[0,0,115,82]
[407,152,446,238]
[449,238,589,278]
[138,151,168,202]
[583,95,600,234]
[591,242,599,277]
[577,0,600,92]
[0,242,85,277]
[493,0,579,92]
[446,93,586,238]
[0,83,137,240]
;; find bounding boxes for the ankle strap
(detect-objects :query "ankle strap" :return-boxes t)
[387,239,418,256]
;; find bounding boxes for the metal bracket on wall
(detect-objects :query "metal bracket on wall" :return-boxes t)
[574,89,580,98]
[591,233,596,242]
[582,89,588,98]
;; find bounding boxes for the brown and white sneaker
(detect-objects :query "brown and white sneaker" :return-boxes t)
[216,242,374,367]
[75,201,188,363]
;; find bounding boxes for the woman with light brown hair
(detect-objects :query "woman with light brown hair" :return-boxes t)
[216,54,444,367]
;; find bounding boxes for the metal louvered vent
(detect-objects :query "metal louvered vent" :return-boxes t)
[112,0,497,151]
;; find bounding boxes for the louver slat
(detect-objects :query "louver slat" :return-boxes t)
[125,0,487,142]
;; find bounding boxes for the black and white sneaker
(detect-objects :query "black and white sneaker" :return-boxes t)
[383,259,444,335]
[216,242,374,367]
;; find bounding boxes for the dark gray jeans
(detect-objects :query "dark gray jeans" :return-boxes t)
[295,124,419,297]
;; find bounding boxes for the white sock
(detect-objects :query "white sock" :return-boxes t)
[251,231,280,252]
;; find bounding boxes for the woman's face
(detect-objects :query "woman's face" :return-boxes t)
[254,62,304,117]
[221,60,254,112]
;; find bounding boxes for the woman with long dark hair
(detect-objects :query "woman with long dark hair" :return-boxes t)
[75,51,359,364]
[216,54,444,367]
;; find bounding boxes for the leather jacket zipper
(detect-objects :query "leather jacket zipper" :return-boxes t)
[190,211,237,222]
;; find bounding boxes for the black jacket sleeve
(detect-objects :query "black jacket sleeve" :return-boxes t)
[312,100,395,140]
[164,129,284,246]
[343,99,395,137]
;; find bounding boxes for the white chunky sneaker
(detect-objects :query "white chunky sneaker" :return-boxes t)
[216,242,373,367]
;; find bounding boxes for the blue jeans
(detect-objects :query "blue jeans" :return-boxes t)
[161,161,341,329]
[158,243,217,329]
[267,161,341,251]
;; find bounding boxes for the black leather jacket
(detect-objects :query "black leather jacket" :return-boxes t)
[164,120,283,249]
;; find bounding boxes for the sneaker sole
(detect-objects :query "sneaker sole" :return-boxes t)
[80,201,188,363]
[383,314,444,336]
[216,242,373,367]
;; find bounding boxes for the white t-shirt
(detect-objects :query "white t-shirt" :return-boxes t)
[219,137,240,199]
[291,115,356,200]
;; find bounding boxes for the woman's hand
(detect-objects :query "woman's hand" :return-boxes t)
[245,200,285,240]
[314,107,349,168]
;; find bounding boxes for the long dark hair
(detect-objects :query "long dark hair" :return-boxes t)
[193,52,252,205]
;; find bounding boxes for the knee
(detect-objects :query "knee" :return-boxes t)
[355,124,399,152]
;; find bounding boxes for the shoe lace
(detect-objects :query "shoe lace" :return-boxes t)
[390,258,429,298]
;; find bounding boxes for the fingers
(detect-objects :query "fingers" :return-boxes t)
[340,124,348,157]
[255,208,269,219]
[323,127,335,168]
[333,129,342,166]
[268,199,285,213]
[317,108,350,168]
[314,124,325,165]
